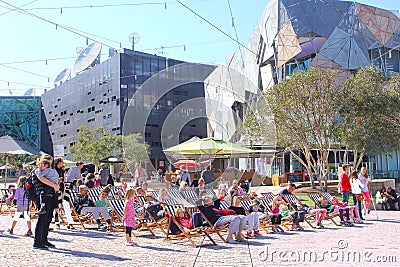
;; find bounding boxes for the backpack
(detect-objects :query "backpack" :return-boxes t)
[24,172,39,201]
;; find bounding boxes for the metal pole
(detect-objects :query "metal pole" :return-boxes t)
[4,155,8,188]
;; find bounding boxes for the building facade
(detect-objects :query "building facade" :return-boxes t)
[0,96,52,154]
[228,0,400,178]
[41,49,215,168]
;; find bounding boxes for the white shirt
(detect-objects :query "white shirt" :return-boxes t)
[350,178,362,194]
[358,174,370,192]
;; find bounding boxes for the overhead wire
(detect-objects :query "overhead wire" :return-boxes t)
[0,0,37,16]
[175,0,256,55]
[16,0,217,11]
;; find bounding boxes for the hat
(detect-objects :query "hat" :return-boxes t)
[146,193,154,198]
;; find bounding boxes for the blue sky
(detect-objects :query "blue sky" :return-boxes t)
[0,0,399,96]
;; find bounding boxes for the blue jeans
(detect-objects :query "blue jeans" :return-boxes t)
[342,190,351,203]
[387,197,400,210]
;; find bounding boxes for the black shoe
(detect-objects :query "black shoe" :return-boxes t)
[33,245,48,250]
[37,207,47,215]
[45,242,55,248]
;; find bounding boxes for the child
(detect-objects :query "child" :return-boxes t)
[36,159,59,215]
[331,196,357,225]
[7,176,33,236]
[158,188,170,203]
[218,177,228,193]
[120,178,128,191]
[85,173,95,189]
[170,175,179,188]
[95,190,112,214]
[123,189,138,246]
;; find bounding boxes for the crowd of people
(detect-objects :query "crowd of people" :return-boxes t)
[1,159,400,249]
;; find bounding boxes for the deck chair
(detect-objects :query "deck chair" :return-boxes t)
[135,195,168,235]
[282,194,316,228]
[161,203,217,247]
[321,192,335,202]
[107,199,156,236]
[66,190,95,229]
[1,188,15,216]
[308,193,340,226]
[257,197,289,232]
[196,207,227,243]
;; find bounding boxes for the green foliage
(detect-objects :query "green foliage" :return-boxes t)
[241,66,400,187]
[337,66,400,166]
[0,154,37,169]
[70,125,122,165]
[122,133,150,169]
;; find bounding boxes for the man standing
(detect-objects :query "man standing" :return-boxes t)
[178,165,192,187]
[201,166,215,186]
[98,163,109,187]
[340,164,351,203]
[65,161,84,183]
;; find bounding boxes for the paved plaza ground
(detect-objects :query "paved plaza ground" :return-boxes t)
[0,208,399,267]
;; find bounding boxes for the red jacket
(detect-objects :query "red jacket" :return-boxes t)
[340,173,351,192]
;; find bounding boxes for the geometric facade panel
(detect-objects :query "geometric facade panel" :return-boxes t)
[356,3,400,46]
[277,22,302,67]
[229,0,400,88]
[319,27,370,69]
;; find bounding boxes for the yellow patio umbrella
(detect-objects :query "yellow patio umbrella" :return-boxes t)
[163,137,255,159]
[63,159,76,165]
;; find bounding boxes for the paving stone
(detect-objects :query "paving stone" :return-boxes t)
[0,210,399,266]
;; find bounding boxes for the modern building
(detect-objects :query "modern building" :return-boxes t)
[41,48,223,169]
[0,96,52,154]
[228,0,400,179]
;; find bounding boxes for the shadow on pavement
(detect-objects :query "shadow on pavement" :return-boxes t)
[60,230,119,240]
[49,247,131,261]
[137,245,186,252]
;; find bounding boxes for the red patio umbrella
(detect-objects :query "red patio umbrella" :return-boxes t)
[173,160,200,170]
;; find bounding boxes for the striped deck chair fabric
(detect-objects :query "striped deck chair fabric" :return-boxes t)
[88,188,101,202]
[321,192,333,202]
[180,189,200,204]
[239,199,253,214]
[167,190,195,207]
[261,192,275,200]
[205,189,216,197]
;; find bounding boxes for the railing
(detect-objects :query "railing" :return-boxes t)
[371,170,400,182]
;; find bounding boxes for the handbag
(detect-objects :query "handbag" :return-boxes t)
[356,194,364,201]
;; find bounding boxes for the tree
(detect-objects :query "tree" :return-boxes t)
[242,67,341,189]
[122,133,150,171]
[70,125,122,165]
[337,67,400,170]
